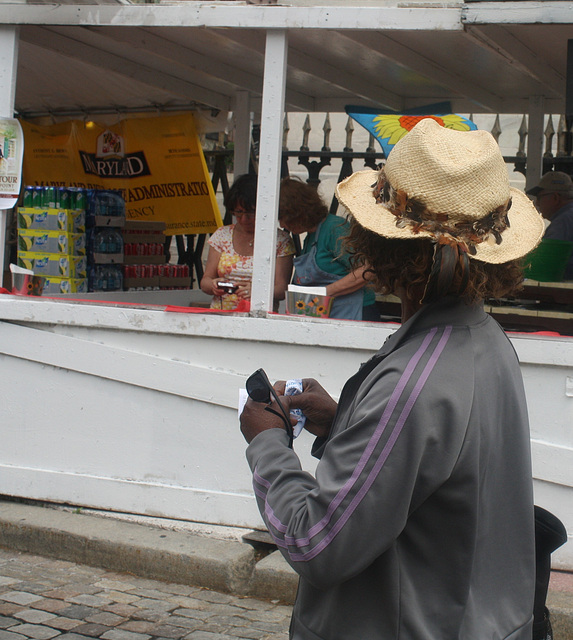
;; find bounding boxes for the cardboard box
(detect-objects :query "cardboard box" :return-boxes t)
[42,277,88,295]
[123,255,166,265]
[123,220,166,232]
[18,252,88,278]
[123,276,160,290]
[18,230,86,255]
[92,252,124,264]
[18,208,86,233]
[90,215,126,229]
[122,220,166,244]
[122,232,166,244]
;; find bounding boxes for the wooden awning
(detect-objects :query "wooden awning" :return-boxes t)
[2,1,572,119]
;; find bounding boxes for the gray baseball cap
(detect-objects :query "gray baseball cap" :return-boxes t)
[526,171,573,197]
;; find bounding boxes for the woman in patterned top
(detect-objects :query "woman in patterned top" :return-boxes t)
[200,174,295,311]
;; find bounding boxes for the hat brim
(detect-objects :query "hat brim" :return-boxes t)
[336,169,545,264]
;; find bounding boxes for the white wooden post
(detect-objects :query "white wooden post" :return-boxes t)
[0,26,19,288]
[250,30,288,315]
[526,95,545,192]
[233,90,252,178]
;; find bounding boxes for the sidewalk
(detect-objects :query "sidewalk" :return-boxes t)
[0,499,571,637]
[0,548,291,640]
[0,501,298,605]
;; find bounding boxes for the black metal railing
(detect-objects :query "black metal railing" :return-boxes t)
[174,112,573,286]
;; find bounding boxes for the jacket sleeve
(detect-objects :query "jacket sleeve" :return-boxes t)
[246,328,474,590]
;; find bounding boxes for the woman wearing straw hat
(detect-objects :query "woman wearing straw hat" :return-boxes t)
[240,119,544,640]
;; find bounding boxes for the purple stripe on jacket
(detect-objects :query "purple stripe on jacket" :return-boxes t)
[252,325,453,561]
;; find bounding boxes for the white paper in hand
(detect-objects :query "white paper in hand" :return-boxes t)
[285,379,306,438]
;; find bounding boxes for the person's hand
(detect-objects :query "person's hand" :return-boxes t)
[240,396,292,444]
[277,378,337,439]
[235,280,251,299]
[211,279,225,297]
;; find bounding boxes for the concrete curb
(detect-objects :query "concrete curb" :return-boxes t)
[249,547,298,604]
[0,501,298,603]
[0,498,571,634]
[547,584,573,638]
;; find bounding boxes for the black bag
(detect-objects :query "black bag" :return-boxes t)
[532,506,567,640]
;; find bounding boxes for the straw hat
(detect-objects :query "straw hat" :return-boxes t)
[336,119,544,263]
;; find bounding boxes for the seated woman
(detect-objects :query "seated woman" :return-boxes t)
[200,173,295,311]
[279,177,378,321]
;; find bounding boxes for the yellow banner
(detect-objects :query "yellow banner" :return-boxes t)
[20,114,222,236]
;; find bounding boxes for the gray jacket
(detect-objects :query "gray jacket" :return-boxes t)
[247,297,535,639]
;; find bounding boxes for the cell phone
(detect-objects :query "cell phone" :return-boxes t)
[217,281,238,294]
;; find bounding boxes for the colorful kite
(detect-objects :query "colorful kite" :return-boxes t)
[346,103,477,157]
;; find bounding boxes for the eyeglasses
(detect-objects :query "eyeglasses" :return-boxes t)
[230,210,256,219]
[536,192,555,201]
[246,368,293,447]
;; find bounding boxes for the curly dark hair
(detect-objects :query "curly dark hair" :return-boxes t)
[344,217,525,304]
[279,177,329,229]
[224,173,258,214]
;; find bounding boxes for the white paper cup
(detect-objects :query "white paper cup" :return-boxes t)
[10,266,44,296]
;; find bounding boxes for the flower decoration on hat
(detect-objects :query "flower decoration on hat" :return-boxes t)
[372,168,512,256]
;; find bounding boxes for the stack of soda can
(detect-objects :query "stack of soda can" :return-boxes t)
[122,263,190,290]
[22,186,87,211]
[123,264,159,279]
[158,264,189,278]
[123,242,165,257]
[123,263,189,278]
[158,264,190,290]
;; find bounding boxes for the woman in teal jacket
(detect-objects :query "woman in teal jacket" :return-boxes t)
[279,177,378,321]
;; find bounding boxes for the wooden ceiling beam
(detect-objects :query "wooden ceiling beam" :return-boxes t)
[20,26,232,112]
[338,31,503,113]
[465,25,564,99]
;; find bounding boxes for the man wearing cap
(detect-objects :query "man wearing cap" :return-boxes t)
[240,119,543,640]
[527,171,573,279]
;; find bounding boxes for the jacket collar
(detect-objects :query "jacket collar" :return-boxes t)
[376,296,488,358]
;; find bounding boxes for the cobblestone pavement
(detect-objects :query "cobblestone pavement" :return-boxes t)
[0,549,291,640]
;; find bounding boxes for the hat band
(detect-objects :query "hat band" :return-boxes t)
[372,169,512,255]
